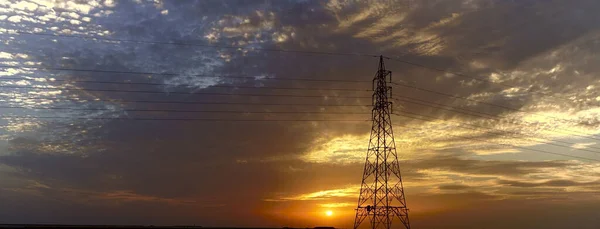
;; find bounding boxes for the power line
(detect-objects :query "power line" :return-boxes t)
[0,96,370,107]
[0,85,371,99]
[0,106,370,115]
[0,77,371,92]
[385,56,576,104]
[3,69,596,140]
[395,110,600,155]
[9,31,379,58]
[0,65,372,83]
[9,88,590,149]
[395,114,600,163]
[392,82,520,109]
[387,56,519,89]
[0,115,370,122]
[393,96,600,147]
[393,96,494,119]
[8,61,588,131]
[3,111,597,161]
[391,81,600,141]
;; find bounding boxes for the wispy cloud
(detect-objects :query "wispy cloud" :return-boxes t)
[265,185,360,202]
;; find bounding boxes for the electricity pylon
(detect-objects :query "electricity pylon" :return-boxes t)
[353,56,410,229]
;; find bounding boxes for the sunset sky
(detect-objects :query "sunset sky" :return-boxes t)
[1,0,600,228]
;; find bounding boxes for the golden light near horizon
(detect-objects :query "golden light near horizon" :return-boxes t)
[325,210,333,217]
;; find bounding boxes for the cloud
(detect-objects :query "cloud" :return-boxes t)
[319,202,354,208]
[2,180,202,206]
[438,184,470,190]
[497,179,600,188]
[406,154,575,177]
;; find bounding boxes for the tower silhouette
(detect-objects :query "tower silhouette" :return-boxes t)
[353,56,410,229]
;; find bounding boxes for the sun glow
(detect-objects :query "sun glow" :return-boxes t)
[325,210,333,216]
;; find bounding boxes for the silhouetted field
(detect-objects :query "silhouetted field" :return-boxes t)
[0,225,335,229]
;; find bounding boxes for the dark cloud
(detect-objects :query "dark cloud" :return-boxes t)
[405,154,573,177]
[0,188,269,227]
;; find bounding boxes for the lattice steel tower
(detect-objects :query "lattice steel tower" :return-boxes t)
[353,56,410,229]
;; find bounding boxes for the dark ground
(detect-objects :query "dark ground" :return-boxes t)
[0,226,335,229]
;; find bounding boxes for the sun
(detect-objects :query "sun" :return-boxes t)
[325,210,333,216]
